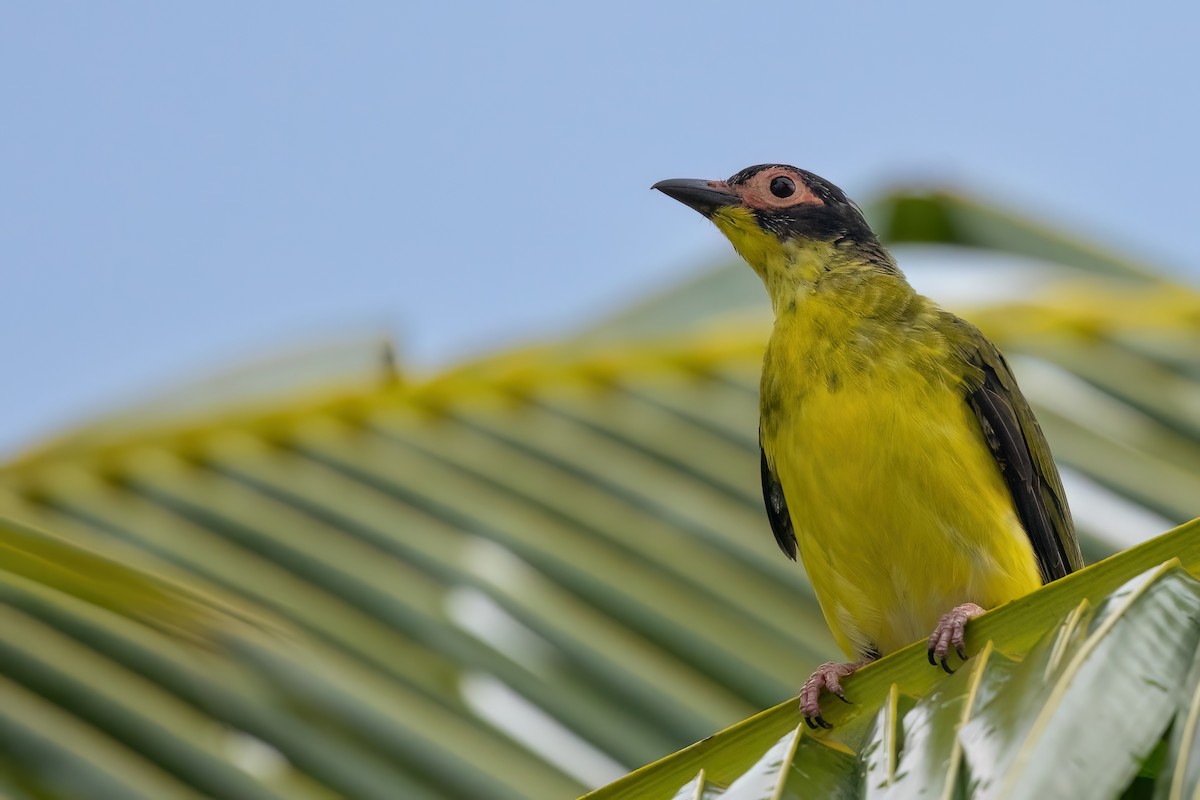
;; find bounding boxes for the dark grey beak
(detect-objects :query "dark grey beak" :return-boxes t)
[652,178,741,217]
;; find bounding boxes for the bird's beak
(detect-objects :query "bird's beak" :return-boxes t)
[652,178,741,217]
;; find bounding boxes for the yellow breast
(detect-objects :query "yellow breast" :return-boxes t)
[761,299,1041,658]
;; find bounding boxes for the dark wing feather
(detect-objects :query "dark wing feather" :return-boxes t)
[958,322,1083,582]
[760,436,797,560]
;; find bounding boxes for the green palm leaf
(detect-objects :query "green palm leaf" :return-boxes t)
[584,518,1200,799]
[0,186,1197,797]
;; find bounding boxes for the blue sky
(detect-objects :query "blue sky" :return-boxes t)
[2,3,1196,455]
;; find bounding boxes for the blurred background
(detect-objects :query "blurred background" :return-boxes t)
[3,1,1198,455]
[1,4,1199,799]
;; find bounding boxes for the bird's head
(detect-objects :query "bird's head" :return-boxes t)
[653,164,895,296]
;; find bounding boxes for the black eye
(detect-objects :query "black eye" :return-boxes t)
[769,176,796,198]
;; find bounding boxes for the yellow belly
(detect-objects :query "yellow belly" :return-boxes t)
[764,352,1042,658]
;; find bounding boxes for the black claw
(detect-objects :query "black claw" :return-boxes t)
[956,645,968,661]
[834,691,852,704]
[815,715,832,730]
[940,657,954,675]
[928,648,937,666]
[804,715,818,730]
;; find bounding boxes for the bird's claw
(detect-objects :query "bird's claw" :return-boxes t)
[927,650,956,673]
[799,660,864,728]
[805,714,832,730]
[927,602,985,673]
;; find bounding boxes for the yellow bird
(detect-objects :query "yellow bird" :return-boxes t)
[654,165,1083,727]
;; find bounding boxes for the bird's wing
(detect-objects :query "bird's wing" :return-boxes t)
[760,434,798,560]
[958,322,1084,582]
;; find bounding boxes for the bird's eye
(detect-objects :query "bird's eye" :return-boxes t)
[769,176,796,198]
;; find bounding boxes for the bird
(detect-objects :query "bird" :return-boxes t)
[653,164,1083,728]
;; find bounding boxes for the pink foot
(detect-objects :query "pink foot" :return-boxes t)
[799,660,867,729]
[927,602,985,674]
